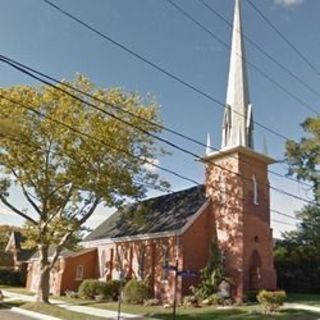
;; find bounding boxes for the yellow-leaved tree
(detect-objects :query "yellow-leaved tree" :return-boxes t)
[0,75,168,303]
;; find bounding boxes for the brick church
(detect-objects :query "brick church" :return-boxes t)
[26,0,276,301]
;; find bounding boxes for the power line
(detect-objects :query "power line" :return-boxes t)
[40,0,293,143]
[166,0,319,115]
[246,0,320,76]
[0,115,300,227]
[272,219,297,227]
[0,59,317,209]
[199,0,320,99]
[0,54,312,190]
[0,93,200,187]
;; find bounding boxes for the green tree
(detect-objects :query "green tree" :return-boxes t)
[0,75,167,302]
[286,116,320,202]
[275,116,320,292]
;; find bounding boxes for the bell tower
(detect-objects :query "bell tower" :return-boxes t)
[204,0,276,300]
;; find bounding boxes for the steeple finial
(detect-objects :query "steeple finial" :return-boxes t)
[221,0,254,149]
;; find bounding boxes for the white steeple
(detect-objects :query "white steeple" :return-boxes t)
[221,0,254,149]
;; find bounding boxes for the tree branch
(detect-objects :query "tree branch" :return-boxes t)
[10,168,42,216]
[0,194,37,225]
[78,197,101,225]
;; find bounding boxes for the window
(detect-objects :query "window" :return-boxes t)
[75,265,84,281]
[252,175,259,205]
[137,249,145,280]
[219,173,227,203]
[162,246,170,281]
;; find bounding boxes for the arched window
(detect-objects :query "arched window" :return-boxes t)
[252,175,259,205]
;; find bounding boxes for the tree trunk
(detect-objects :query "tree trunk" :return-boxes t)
[36,244,50,303]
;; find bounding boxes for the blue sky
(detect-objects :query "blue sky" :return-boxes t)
[0,0,319,238]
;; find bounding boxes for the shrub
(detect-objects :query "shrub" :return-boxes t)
[257,290,286,314]
[192,242,225,300]
[79,279,121,300]
[201,294,223,306]
[123,279,151,304]
[182,295,199,308]
[103,280,121,301]
[0,268,25,286]
[144,298,160,306]
[64,290,78,299]
[244,290,259,303]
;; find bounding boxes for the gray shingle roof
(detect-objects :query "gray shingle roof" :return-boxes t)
[84,185,206,242]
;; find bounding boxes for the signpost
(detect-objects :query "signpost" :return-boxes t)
[163,261,198,320]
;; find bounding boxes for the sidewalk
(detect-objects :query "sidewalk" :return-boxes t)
[3,290,150,320]
[284,302,320,314]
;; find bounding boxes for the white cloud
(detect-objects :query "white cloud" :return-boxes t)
[274,0,304,7]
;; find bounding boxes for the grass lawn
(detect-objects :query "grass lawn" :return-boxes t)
[84,302,320,320]
[18,302,106,320]
[1,286,320,320]
[0,285,35,296]
[287,293,320,307]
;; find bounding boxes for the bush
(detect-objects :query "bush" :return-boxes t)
[182,295,199,308]
[201,294,223,306]
[103,280,121,301]
[257,290,286,314]
[243,290,259,303]
[144,298,160,306]
[123,279,151,304]
[0,268,25,286]
[64,290,78,299]
[78,279,121,300]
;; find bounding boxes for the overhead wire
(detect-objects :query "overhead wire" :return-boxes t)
[166,0,319,115]
[246,0,320,76]
[40,0,294,142]
[0,57,316,210]
[0,53,312,190]
[199,0,320,99]
[0,102,300,223]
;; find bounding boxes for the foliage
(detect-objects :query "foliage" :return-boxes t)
[201,294,223,306]
[243,290,259,303]
[0,75,168,301]
[0,268,25,286]
[280,116,320,293]
[143,298,160,306]
[78,279,120,301]
[192,241,225,300]
[274,227,320,293]
[122,279,151,304]
[64,290,78,299]
[182,295,199,308]
[285,116,320,202]
[257,290,286,314]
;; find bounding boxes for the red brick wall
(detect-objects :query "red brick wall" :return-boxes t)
[59,249,98,294]
[205,149,277,300]
[180,202,216,296]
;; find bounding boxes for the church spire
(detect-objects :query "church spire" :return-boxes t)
[221,0,254,149]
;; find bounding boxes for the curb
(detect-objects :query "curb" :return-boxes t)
[11,306,61,320]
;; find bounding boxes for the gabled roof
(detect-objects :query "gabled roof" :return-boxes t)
[6,231,35,262]
[84,185,206,242]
